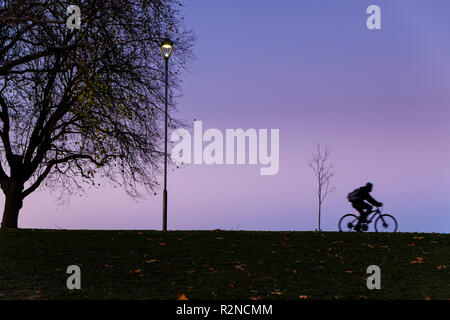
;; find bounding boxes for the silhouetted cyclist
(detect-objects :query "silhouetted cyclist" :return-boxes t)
[347,182,383,232]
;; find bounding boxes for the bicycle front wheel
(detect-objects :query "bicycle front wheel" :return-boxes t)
[338,214,359,232]
[375,214,398,233]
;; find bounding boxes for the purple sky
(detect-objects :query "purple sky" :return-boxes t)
[16,1,450,232]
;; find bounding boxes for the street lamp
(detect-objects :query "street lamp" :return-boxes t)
[161,38,173,232]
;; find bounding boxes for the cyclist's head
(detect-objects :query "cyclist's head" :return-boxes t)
[365,182,373,191]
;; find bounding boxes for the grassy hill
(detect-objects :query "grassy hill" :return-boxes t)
[0,229,448,300]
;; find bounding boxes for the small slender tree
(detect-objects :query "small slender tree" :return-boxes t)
[309,144,336,231]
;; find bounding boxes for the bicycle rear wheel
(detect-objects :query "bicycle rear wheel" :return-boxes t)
[375,214,398,233]
[338,214,359,232]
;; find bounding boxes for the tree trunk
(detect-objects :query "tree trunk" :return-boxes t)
[318,202,321,231]
[1,182,24,229]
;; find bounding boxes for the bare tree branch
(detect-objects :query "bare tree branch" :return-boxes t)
[309,143,336,231]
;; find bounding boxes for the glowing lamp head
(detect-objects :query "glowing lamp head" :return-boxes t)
[161,39,174,60]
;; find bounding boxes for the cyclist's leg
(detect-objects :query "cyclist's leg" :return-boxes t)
[352,201,371,227]
[351,201,364,229]
[359,202,372,222]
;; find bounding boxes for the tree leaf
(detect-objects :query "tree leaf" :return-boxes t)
[177,293,188,300]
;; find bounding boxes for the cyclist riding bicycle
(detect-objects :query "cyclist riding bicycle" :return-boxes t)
[347,182,383,232]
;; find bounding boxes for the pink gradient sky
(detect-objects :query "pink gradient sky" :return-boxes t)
[13,1,450,232]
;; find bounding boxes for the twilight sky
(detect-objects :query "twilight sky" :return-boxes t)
[17,0,450,232]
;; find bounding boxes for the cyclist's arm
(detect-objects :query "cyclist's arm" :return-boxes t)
[365,193,381,207]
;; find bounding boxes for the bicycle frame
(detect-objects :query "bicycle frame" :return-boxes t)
[360,207,382,224]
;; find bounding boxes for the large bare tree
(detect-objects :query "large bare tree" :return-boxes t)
[0,0,194,228]
[309,144,336,231]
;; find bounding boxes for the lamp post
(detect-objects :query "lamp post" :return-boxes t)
[161,38,173,232]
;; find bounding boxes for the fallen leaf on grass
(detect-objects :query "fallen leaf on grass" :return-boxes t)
[104,264,114,268]
[266,276,278,282]
[410,257,424,264]
[271,291,283,296]
[299,295,308,299]
[345,270,353,274]
[177,293,188,300]
[145,259,159,264]
[367,244,375,249]
[129,269,143,276]
[159,243,167,246]
[186,270,196,274]
[413,236,424,240]
[250,296,262,300]
[235,264,246,271]
[225,261,241,265]
[437,265,447,269]
[227,283,236,289]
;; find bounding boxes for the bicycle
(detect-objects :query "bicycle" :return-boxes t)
[338,206,398,232]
